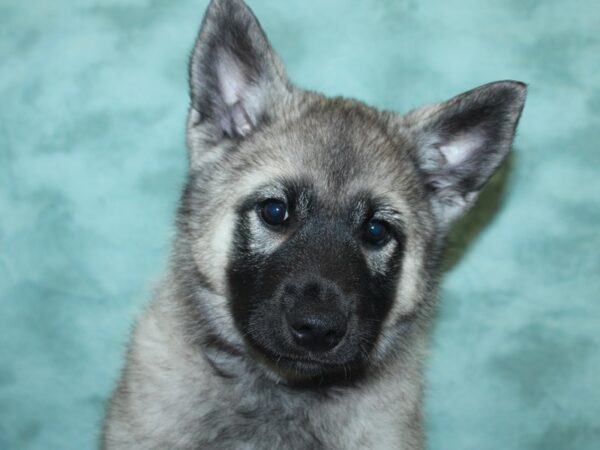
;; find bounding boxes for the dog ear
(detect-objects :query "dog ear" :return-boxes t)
[189,0,288,139]
[400,81,526,229]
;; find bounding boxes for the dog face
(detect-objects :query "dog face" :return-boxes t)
[180,0,525,380]
[224,113,421,377]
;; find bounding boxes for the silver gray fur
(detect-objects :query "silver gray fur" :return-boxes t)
[102,0,526,448]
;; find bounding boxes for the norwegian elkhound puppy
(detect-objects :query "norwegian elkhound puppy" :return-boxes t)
[102,0,526,448]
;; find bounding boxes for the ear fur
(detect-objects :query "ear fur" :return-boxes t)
[189,0,288,139]
[400,81,527,228]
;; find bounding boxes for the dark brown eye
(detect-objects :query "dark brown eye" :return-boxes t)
[363,219,388,246]
[261,200,288,226]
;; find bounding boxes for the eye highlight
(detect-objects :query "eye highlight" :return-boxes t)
[260,200,289,226]
[363,219,389,246]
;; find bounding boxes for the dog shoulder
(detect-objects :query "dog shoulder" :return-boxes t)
[102,283,220,449]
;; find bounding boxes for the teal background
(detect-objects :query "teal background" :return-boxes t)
[1,0,599,448]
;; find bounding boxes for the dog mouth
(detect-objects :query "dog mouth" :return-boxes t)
[273,355,358,373]
[244,335,366,379]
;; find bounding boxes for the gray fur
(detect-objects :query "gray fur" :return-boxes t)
[102,0,526,448]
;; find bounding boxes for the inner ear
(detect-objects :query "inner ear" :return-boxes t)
[423,129,495,195]
[400,81,527,228]
[188,0,288,139]
[438,131,486,168]
[215,51,257,136]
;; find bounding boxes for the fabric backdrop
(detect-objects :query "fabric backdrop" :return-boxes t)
[1,0,599,448]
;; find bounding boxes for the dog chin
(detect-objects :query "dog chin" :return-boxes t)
[271,356,339,376]
[248,346,363,383]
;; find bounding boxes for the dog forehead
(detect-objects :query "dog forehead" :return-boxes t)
[235,100,423,207]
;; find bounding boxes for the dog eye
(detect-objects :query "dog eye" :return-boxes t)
[260,200,289,226]
[363,219,389,246]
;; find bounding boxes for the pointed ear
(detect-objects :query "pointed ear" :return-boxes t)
[189,0,288,139]
[401,81,526,229]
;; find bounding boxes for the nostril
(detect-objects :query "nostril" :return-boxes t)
[287,315,319,337]
[286,310,347,352]
[325,328,343,339]
[294,324,313,335]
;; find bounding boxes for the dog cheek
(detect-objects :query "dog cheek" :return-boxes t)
[191,209,237,296]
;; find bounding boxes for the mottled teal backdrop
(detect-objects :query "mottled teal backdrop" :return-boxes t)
[1,0,599,448]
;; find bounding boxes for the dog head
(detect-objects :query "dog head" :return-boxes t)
[179,0,525,381]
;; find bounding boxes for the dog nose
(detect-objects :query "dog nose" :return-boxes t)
[286,308,347,352]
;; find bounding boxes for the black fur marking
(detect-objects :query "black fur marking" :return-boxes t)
[226,179,405,381]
